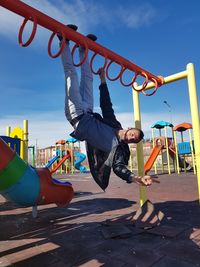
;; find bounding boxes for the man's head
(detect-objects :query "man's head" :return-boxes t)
[122,127,144,144]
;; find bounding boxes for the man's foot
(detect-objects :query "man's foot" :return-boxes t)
[86,34,97,42]
[57,24,78,42]
[67,24,78,31]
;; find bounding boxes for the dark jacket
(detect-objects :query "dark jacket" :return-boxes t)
[86,83,133,190]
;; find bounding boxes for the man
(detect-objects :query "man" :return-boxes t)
[60,25,158,190]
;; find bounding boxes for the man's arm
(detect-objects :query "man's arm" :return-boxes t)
[113,143,160,186]
[112,143,133,182]
[98,68,121,127]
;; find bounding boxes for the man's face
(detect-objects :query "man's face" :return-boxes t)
[124,128,141,143]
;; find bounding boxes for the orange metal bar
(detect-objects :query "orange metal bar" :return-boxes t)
[0,0,163,86]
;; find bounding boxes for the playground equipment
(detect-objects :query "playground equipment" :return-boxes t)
[0,0,163,93]
[151,121,174,174]
[46,154,60,169]
[51,150,71,174]
[0,137,73,216]
[145,121,194,175]
[173,122,195,174]
[1,1,200,206]
[133,64,200,205]
[4,119,29,161]
[67,137,88,173]
[28,146,36,167]
[45,138,88,174]
[45,140,72,174]
[0,135,20,155]
[1,120,36,166]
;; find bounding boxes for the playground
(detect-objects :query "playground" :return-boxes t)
[1,0,200,266]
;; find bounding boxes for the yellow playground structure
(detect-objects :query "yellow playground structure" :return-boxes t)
[133,63,200,205]
[5,119,29,161]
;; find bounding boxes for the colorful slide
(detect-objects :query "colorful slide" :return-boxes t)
[74,151,88,173]
[0,138,73,207]
[144,145,163,174]
[46,154,59,168]
[51,154,71,174]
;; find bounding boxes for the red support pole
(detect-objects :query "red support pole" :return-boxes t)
[0,0,164,88]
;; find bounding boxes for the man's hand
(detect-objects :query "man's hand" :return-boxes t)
[132,175,160,186]
[97,67,106,84]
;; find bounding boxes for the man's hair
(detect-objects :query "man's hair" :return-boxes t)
[129,127,144,141]
[136,128,144,141]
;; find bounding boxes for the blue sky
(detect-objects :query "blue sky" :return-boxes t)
[0,0,200,149]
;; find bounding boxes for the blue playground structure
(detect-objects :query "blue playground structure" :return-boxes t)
[66,137,88,173]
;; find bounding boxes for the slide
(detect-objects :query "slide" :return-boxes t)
[75,151,88,173]
[51,154,71,173]
[144,145,163,174]
[46,154,59,168]
[0,137,73,208]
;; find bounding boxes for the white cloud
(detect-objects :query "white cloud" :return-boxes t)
[0,0,157,45]
[116,3,156,28]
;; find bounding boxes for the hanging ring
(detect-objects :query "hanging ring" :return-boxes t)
[120,68,138,87]
[142,78,159,96]
[71,41,88,67]
[106,61,123,81]
[48,31,66,58]
[90,52,108,74]
[18,15,37,47]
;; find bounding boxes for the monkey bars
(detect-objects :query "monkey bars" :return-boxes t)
[0,0,164,95]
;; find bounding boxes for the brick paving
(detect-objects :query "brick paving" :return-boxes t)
[0,172,200,267]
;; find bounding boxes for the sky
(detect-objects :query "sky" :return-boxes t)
[0,0,200,150]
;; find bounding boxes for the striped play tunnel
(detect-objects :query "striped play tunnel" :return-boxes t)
[0,138,74,207]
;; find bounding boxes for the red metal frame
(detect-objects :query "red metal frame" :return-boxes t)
[0,0,164,93]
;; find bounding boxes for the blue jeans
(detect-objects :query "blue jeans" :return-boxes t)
[61,43,93,127]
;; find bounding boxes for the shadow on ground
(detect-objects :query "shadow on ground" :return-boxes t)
[0,196,200,267]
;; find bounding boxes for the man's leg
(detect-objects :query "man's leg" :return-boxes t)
[61,43,84,124]
[79,47,93,113]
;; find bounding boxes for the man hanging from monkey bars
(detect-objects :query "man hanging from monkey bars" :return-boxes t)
[58,24,159,190]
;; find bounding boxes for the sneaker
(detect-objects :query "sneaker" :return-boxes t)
[86,34,97,42]
[67,24,78,31]
[57,24,78,42]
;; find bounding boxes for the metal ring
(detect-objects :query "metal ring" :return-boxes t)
[140,72,149,90]
[18,16,37,47]
[120,68,138,87]
[106,61,123,81]
[132,72,148,92]
[142,78,159,96]
[72,41,88,67]
[90,52,108,74]
[48,31,66,58]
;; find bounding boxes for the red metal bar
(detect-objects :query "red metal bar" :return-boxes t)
[0,0,163,86]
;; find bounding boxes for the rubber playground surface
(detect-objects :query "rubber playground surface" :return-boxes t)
[0,172,200,267]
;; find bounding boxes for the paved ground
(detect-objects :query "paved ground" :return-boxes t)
[0,171,200,267]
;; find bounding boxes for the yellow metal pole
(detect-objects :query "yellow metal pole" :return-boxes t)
[173,131,180,174]
[132,88,147,206]
[23,119,28,162]
[187,63,200,203]
[189,129,196,174]
[135,70,188,91]
[164,127,171,174]
[159,129,164,173]
[71,143,74,174]
[171,127,176,172]
[6,126,11,136]
[152,128,157,174]
[181,132,186,172]
[129,145,133,172]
